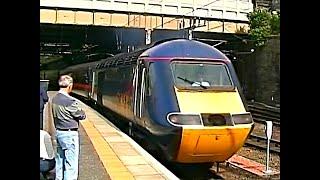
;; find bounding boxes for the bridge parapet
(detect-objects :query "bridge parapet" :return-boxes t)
[40,0,253,33]
[41,0,253,21]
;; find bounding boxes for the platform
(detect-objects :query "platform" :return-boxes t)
[43,91,178,180]
[227,154,280,177]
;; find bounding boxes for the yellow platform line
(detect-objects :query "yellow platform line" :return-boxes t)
[80,120,135,180]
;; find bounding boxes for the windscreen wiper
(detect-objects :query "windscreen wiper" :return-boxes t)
[177,76,207,89]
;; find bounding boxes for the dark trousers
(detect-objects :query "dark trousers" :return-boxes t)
[40,158,55,172]
[40,112,43,130]
[40,158,55,179]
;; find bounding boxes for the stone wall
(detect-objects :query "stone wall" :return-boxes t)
[234,36,280,107]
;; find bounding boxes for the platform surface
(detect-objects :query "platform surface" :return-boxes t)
[43,91,178,180]
[227,154,280,177]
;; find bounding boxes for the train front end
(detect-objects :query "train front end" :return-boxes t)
[141,39,254,163]
[169,59,254,163]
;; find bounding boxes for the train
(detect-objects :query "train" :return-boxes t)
[61,38,254,164]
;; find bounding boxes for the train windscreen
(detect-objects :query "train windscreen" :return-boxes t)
[170,61,234,90]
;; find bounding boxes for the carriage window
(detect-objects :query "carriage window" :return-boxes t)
[146,63,154,96]
[170,61,234,90]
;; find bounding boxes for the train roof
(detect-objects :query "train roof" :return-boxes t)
[140,39,228,60]
[61,59,103,73]
[95,38,229,69]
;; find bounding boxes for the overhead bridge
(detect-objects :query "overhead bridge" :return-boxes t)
[40,0,254,33]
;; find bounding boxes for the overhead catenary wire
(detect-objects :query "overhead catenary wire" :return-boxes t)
[123,0,164,27]
[192,38,227,47]
[152,0,221,29]
[223,27,257,42]
[115,0,257,54]
[122,0,254,43]
[148,0,256,43]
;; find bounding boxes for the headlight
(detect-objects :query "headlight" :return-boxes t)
[231,113,253,125]
[167,113,202,126]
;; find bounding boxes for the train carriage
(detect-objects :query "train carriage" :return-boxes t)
[62,38,254,164]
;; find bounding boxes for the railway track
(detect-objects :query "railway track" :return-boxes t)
[246,134,280,154]
[248,102,280,126]
[246,102,280,154]
[253,116,280,126]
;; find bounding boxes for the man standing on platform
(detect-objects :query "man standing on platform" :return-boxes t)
[52,75,86,180]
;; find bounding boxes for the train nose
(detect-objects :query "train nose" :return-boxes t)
[175,125,253,163]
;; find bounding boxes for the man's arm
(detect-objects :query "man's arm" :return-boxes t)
[66,100,86,120]
[41,88,49,103]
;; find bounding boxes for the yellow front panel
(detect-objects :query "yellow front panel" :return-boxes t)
[176,126,252,163]
[174,88,252,163]
[175,88,246,114]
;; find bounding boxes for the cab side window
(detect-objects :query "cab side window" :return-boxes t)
[146,63,154,97]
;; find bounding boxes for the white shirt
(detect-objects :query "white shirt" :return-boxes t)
[40,130,55,160]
